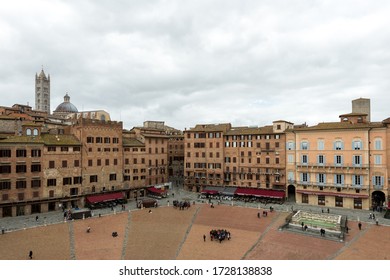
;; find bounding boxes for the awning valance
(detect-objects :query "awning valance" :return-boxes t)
[147,186,167,194]
[235,188,285,199]
[86,192,124,204]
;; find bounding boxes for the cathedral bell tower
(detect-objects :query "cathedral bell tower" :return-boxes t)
[35,69,51,114]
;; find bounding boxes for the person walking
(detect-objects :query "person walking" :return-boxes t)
[29,251,33,259]
[203,234,206,242]
[358,222,362,230]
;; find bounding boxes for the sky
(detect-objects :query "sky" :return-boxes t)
[1,0,390,131]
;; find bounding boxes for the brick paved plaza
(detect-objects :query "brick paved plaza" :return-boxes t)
[0,204,389,260]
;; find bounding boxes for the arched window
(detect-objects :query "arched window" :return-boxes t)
[100,115,106,121]
[33,129,39,136]
[26,129,32,136]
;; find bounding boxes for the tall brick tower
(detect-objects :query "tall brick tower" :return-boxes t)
[35,69,51,114]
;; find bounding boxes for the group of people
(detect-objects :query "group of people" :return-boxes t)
[173,200,191,210]
[209,229,231,243]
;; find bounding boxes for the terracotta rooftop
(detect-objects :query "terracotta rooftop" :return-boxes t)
[225,125,274,135]
[292,121,383,131]
[123,138,145,147]
[187,123,232,132]
[0,134,81,146]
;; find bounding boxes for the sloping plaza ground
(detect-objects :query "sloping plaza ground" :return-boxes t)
[0,204,389,260]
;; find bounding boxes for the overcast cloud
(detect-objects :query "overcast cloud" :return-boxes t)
[1,0,390,130]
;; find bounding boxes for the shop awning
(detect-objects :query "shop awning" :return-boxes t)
[235,188,285,199]
[147,186,167,194]
[221,187,237,196]
[296,190,369,199]
[86,192,124,204]
[201,186,222,195]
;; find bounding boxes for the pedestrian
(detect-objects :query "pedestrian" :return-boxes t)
[257,212,260,219]
[203,234,206,242]
[327,208,329,214]
[372,213,375,220]
[321,209,324,213]
[376,219,379,226]
[301,222,304,230]
[35,216,38,222]
[29,250,33,259]
[345,226,349,234]
[358,222,362,230]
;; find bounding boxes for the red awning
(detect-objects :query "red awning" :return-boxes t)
[235,188,285,199]
[147,187,167,194]
[296,190,369,199]
[201,189,219,195]
[86,192,124,204]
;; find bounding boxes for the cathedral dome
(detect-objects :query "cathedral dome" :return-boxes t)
[54,94,78,113]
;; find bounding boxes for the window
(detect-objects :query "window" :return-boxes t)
[374,139,382,150]
[113,137,119,144]
[16,165,27,173]
[61,147,69,152]
[302,194,308,204]
[73,146,81,152]
[110,174,117,181]
[287,142,295,150]
[90,175,98,183]
[87,137,94,143]
[16,149,27,157]
[74,160,80,167]
[16,180,27,189]
[318,155,325,165]
[0,165,11,174]
[48,147,56,152]
[0,149,11,157]
[353,155,362,166]
[335,155,343,166]
[318,173,325,185]
[31,149,41,157]
[352,175,362,186]
[318,195,325,206]
[301,141,309,150]
[31,179,41,188]
[334,140,343,150]
[335,174,344,185]
[63,177,72,185]
[96,137,103,143]
[31,164,41,172]
[114,159,118,165]
[301,173,309,183]
[288,155,294,163]
[0,181,11,190]
[301,155,308,165]
[49,161,55,168]
[373,176,384,187]
[47,179,57,187]
[335,197,343,207]
[26,128,32,136]
[105,159,109,165]
[317,140,324,150]
[374,155,382,165]
[353,140,362,150]
[73,176,82,184]
[88,159,93,167]
[62,160,68,168]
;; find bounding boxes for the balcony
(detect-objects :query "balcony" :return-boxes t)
[373,185,383,191]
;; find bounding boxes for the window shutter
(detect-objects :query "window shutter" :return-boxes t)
[381,176,384,186]
[372,176,375,186]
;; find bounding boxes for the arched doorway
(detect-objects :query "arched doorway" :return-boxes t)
[371,191,386,211]
[287,185,296,202]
